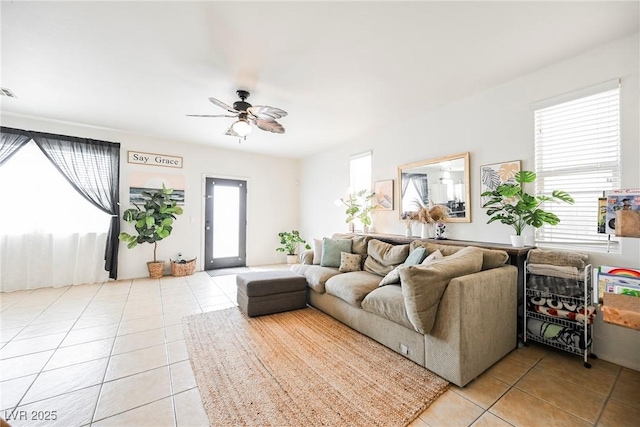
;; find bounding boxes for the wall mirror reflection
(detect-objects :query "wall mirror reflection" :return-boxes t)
[398,152,471,223]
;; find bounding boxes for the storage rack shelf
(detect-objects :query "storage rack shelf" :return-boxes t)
[524,263,595,368]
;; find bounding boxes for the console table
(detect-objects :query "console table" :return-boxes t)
[357,233,534,343]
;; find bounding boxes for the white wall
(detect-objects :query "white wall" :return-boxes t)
[300,34,640,370]
[1,114,301,279]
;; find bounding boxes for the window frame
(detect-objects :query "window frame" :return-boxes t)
[533,80,621,253]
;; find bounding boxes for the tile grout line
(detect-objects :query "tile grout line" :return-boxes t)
[451,349,544,426]
[0,288,36,313]
[6,281,110,411]
[88,278,135,424]
[490,349,621,426]
[592,365,623,427]
[0,288,73,350]
[160,276,180,427]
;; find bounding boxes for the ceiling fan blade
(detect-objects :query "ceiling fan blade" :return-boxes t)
[209,97,238,113]
[186,114,238,118]
[254,119,285,134]
[248,105,287,121]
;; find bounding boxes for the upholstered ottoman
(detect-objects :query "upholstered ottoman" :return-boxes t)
[236,270,308,317]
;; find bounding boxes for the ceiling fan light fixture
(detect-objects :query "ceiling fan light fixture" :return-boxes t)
[232,119,251,137]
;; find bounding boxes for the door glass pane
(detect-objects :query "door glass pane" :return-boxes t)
[213,185,240,258]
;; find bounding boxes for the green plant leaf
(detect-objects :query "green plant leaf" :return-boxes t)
[497,184,520,198]
[276,230,308,255]
[515,170,536,184]
[118,186,182,256]
[483,170,573,234]
[551,190,574,204]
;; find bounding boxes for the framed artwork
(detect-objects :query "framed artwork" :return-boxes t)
[128,171,185,205]
[374,179,394,210]
[480,160,521,205]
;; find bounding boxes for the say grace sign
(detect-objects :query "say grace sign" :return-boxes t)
[127,151,183,169]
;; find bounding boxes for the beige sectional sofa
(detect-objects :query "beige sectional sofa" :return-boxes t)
[292,233,518,387]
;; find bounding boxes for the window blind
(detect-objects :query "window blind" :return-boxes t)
[534,86,620,252]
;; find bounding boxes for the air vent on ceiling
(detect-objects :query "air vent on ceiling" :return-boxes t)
[0,87,17,98]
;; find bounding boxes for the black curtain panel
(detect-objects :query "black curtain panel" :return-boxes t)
[401,172,410,197]
[0,127,31,166]
[412,175,429,206]
[0,127,121,279]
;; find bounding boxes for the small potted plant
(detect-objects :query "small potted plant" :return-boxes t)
[276,230,311,264]
[358,194,377,233]
[337,189,375,232]
[119,185,184,278]
[481,170,574,247]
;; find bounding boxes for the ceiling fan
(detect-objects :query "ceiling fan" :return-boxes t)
[187,90,287,139]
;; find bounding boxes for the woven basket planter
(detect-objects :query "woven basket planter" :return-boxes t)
[171,258,196,277]
[147,261,165,279]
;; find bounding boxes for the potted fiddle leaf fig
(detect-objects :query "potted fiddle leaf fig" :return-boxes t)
[337,189,376,233]
[119,185,184,278]
[276,230,311,264]
[481,170,574,247]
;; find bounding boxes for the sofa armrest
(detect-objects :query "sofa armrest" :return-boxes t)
[425,265,518,386]
[300,250,314,265]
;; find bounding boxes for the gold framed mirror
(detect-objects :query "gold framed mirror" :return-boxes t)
[397,152,470,223]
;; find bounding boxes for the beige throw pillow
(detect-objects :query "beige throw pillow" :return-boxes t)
[312,238,323,265]
[363,239,410,277]
[421,249,443,264]
[330,233,371,255]
[339,252,363,273]
[400,246,483,334]
[410,241,508,271]
[379,267,401,287]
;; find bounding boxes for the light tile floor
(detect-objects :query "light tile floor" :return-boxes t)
[1,268,638,427]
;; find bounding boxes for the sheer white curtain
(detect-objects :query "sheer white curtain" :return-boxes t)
[0,141,110,291]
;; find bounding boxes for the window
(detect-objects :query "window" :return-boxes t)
[534,81,620,252]
[349,151,372,194]
[0,141,110,234]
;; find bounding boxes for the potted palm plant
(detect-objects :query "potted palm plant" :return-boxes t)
[119,185,184,278]
[276,230,311,264]
[481,170,574,247]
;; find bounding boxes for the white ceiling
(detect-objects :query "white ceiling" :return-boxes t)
[1,1,638,159]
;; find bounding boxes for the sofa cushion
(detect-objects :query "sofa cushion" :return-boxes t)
[290,264,341,293]
[410,241,508,271]
[339,252,362,273]
[363,239,410,277]
[378,247,430,287]
[325,271,381,307]
[321,238,353,268]
[361,285,414,329]
[400,246,483,334]
[331,233,371,255]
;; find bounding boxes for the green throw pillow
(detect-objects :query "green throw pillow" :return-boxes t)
[404,247,427,265]
[321,238,353,268]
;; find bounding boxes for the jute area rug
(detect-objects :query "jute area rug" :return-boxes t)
[182,307,449,426]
